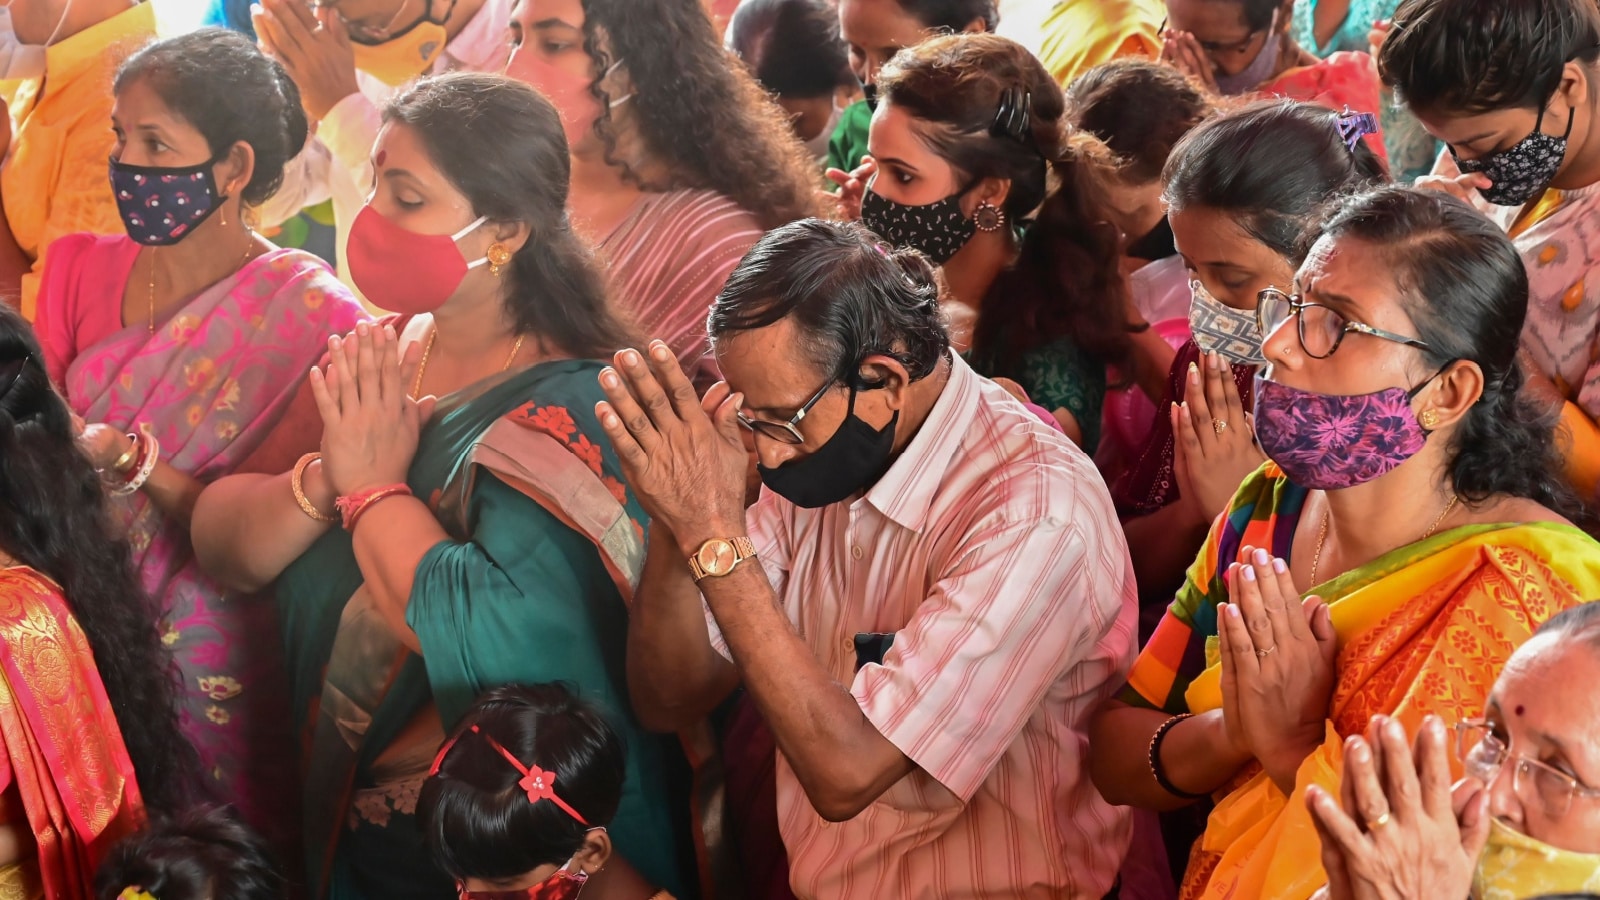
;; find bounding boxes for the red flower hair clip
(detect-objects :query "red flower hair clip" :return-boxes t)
[429,725,589,825]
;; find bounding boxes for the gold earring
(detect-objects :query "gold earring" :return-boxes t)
[486,243,513,277]
[1420,409,1440,430]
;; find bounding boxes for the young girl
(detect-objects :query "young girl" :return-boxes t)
[420,684,673,900]
[94,807,284,900]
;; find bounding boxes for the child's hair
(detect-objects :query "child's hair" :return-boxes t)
[93,806,284,900]
[419,683,626,882]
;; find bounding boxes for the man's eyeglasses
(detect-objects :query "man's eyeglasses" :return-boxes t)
[1457,719,1600,818]
[1158,17,1264,55]
[736,379,836,445]
[1257,288,1432,360]
[314,0,444,45]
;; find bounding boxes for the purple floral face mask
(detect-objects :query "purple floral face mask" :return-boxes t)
[1252,373,1435,490]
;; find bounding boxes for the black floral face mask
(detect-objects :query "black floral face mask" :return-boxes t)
[1455,101,1575,207]
[860,179,977,264]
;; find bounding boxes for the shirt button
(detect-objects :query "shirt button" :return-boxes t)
[851,546,864,560]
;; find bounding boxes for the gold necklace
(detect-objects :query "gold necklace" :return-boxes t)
[147,232,257,334]
[410,328,526,397]
[1310,493,1460,586]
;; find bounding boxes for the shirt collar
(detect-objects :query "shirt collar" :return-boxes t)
[45,1,154,83]
[439,0,511,74]
[860,351,978,532]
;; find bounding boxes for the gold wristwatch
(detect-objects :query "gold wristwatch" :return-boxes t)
[688,536,757,582]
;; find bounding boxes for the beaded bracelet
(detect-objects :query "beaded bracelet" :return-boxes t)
[291,453,338,523]
[336,484,413,532]
[1149,713,1210,800]
[110,430,160,497]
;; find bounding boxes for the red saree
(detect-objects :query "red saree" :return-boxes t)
[0,567,144,899]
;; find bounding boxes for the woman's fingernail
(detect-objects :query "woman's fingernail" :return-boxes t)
[1272,558,1287,574]
[1384,719,1405,742]
[1253,548,1270,566]
[1242,565,1256,582]
[1188,362,1199,383]
[357,322,369,336]
[600,369,618,388]
[1225,604,1240,619]
[1351,739,1370,762]
[651,343,671,361]
[620,349,640,367]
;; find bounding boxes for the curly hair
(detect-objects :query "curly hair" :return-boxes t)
[577,0,824,230]
[1068,58,1215,184]
[0,307,198,815]
[1313,186,1591,527]
[878,33,1131,377]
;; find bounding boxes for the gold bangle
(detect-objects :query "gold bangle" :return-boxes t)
[110,433,140,474]
[291,453,337,523]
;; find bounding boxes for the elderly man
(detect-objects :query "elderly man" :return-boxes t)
[597,219,1137,899]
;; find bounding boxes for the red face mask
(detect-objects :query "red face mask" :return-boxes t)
[457,860,589,900]
[346,205,488,314]
[503,49,628,150]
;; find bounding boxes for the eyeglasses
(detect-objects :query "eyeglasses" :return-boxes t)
[736,379,836,445]
[1257,288,1432,360]
[315,0,444,45]
[1456,719,1600,818]
[1158,17,1264,54]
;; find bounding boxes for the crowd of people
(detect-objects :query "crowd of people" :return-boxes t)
[0,0,1598,897]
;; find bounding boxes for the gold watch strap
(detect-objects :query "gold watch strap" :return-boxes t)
[689,536,758,581]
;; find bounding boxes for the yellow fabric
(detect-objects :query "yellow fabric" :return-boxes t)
[1471,818,1600,899]
[1,2,155,321]
[1508,188,1567,239]
[0,861,40,900]
[1180,523,1600,900]
[1037,0,1162,88]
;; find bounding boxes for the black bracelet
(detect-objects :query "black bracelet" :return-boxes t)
[1127,320,1152,334]
[1149,713,1210,800]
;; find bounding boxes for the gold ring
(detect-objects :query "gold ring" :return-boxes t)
[1212,419,1229,436]
[1255,645,1277,658]
[1367,811,1392,830]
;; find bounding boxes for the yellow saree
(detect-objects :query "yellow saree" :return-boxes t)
[1125,465,1600,900]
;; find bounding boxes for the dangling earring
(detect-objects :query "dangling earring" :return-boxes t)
[974,201,1006,232]
[1419,409,1440,430]
[486,243,513,277]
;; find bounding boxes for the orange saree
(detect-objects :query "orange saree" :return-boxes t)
[0,567,144,899]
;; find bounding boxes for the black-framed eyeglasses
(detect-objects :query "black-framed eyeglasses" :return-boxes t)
[1257,288,1432,360]
[737,379,836,445]
[315,0,451,46]
[1157,17,1264,54]
[1456,719,1600,818]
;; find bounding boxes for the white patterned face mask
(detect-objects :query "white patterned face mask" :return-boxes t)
[1188,279,1266,364]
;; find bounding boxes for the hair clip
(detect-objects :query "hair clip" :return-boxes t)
[991,86,1032,144]
[118,889,158,900]
[1336,106,1379,152]
[428,725,590,825]
[0,354,30,401]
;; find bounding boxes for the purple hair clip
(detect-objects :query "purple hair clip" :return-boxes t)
[1336,106,1379,152]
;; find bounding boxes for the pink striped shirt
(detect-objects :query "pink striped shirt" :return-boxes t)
[709,353,1137,899]
[597,189,764,375]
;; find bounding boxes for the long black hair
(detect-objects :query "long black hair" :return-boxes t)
[94,806,284,900]
[384,73,637,360]
[1313,186,1589,525]
[0,306,197,813]
[419,683,626,881]
[876,33,1130,378]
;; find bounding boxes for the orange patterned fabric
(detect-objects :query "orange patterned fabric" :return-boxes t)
[0,567,144,900]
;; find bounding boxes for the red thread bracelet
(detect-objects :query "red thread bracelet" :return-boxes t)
[335,484,413,532]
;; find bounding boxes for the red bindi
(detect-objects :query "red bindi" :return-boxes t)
[1514,704,1526,717]
[375,150,387,167]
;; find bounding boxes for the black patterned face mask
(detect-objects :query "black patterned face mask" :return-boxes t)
[860,180,976,264]
[1455,101,1575,207]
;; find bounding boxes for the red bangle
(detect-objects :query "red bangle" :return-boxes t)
[335,484,413,532]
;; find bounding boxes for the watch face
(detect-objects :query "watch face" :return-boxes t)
[697,539,736,576]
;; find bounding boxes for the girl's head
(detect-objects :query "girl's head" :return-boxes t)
[505,0,820,229]
[0,305,196,814]
[728,0,857,148]
[112,28,308,243]
[1262,186,1583,521]
[1161,0,1293,93]
[1379,0,1600,199]
[1163,100,1387,311]
[1068,58,1213,254]
[94,806,284,900]
[368,72,632,357]
[420,684,626,894]
[839,0,995,89]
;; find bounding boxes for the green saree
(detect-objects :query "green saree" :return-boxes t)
[277,359,691,900]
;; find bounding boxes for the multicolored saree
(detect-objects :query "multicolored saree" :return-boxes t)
[275,356,692,900]
[34,232,365,847]
[1126,463,1600,900]
[0,567,146,900]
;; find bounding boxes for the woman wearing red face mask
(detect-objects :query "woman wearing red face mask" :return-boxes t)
[504,0,820,382]
[191,74,692,900]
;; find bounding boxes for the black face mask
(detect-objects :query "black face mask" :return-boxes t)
[1126,216,1176,262]
[758,385,899,509]
[860,180,977,265]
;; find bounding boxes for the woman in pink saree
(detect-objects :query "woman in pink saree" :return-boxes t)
[30,31,365,851]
